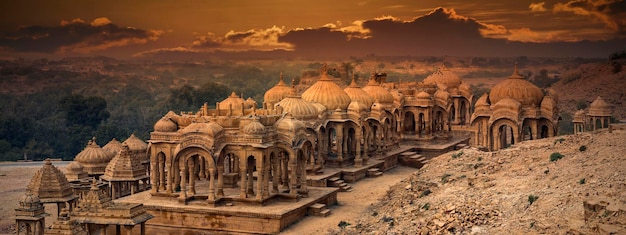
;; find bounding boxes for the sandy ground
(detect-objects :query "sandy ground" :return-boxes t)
[281,166,417,235]
[0,162,416,235]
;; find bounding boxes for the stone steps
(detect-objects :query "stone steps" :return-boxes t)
[327,177,353,192]
[308,203,332,217]
[367,168,383,178]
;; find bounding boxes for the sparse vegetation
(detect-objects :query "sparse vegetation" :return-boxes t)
[338,221,351,229]
[553,138,565,145]
[441,173,452,183]
[419,189,432,198]
[579,178,586,184]
[550,152,564,162]
[421,203,430,210]
[477,157,482,161]
[528,194,539,205]
[451,151,463,159]
[579,145,587,152]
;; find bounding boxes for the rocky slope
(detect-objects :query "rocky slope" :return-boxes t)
[333,127,626,234]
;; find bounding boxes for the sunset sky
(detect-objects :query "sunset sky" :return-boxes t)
[1,0,625,59]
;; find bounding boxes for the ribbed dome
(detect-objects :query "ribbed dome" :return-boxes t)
[181,121,224,136]
[362,79,393,104]
[475,93,490,106]
[434,90,451,103]
[348,101,370,113]
[19,192,43,210]
[27,159,74,200]
[264,73,292,105]
[242,118,266,135]
[102,144,147,181]
[424,64,462,89]
[391,90,404,103]
[344,76,374,108]
[102,138,122,157]
[301,68,351,111]
[123,134,148,152]
[541,96,557,111]
[276,94,319,120]
[154,117,178,132]
[66,161,84,173]
[275,114,305,132]
[588,96,612,116]
[489,65,544,106]
[493,98,522,112]
[75,137,112,165]
[219,92,246,110]
[416,91,431,100]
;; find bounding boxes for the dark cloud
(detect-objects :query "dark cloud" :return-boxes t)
[554,0,626,34]
[0,17,162,54]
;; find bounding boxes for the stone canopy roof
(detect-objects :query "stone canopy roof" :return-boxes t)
[588,96,612,117]
[27,159,77,203]
[101,144,148,182]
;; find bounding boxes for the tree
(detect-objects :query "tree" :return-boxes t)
[59,94,110,127]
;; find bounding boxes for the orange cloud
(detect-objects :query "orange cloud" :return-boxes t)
[553,0,626,32]
[192,26,293,51]
[529,2,548,12]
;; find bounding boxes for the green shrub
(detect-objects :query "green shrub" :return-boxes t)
[421,203,430,210]
[477,157,482,161]
[419,189,432,198]
[550,152,564,162]
[338,221,351,229]
[441,173,452,183]
[451,151,463,159]
[579,145,587,152]
[528,194,539,205]
[579,178,586,184]
[553,138,565,145]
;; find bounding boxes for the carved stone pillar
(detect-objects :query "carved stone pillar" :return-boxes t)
[208,168,215,201]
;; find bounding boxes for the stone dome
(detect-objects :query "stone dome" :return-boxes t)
[275,89,319,120]
[344,76,374,108]
[275,114,305,133]
[459,82,472,97]
[66,161,84,173]
[348,101,370,113]
[489,65,544,107]
[493,98,522,112]
[391,90,404,103]
[102,138,122,157]
[474,93,491,113]
[424,64,462,89]
[27,159,74,200]
[19,192,43,210]
[75,137,113,165]
[588,96,612,117]
[416,91,431,100]
[123,134,148,152]
[219,92,246,110]
[434,90,451,103]
[264,73,292,105]
[301,67,351,111]
[362,79,394,105]
[181,121,224,136]
[242,118,266,135]
[154,117,178,132]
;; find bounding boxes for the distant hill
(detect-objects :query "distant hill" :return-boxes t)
[550,58,626,121]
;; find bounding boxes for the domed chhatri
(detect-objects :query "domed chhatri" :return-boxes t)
[154,117,178,132]
[103,138,123,158]
[123,134,148,153]
[301,65,352,111]
[588,96,612,117]
[489,64,544,107]
[264,72,293,106]
[75,137,112,176]
[242,117,266,135]
[362,72,394,105]
[344,74,374,109]
[275,85,319,120]
[423,64,462,90]
[65,161,88,182]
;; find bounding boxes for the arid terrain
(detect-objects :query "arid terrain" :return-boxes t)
[333,128,626,234]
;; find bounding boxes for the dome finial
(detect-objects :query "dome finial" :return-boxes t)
[510,62,523,79]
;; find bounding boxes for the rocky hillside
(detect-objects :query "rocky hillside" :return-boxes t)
[551,58,626,120]
[334,127,626,234]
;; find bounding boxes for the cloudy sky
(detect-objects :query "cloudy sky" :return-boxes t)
[0,0,625,58]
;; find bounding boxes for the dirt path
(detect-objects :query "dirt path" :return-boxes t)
[281,166,417,235]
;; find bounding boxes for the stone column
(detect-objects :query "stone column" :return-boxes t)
[217,166,224,196]
[272,156,279,193]
[263,157,270,197]
[179,164,187,200]
[336,123,344,162]
[289,160,297,195]
[140,222,146,235]
[239,159,247,198]
[188,160,196,196]
[208,168,215,201]
[355,131,363,167]
[300,161,307,191]
[150,159,158,193]
[281,156,289,188]
[166,163,173,193]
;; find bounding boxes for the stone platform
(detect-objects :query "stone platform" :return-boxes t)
[115,186,339,234]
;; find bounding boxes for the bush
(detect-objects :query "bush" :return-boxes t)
[550,152,564,162]
[579,178,586,184]
[553,138,565,145]
[528,194,539,205]
[579,145,587,152]
[421,203,430,210]
[441,173,452,183]
[419,189,432,198]
[452,151,463,159]
[338,221,351,229]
